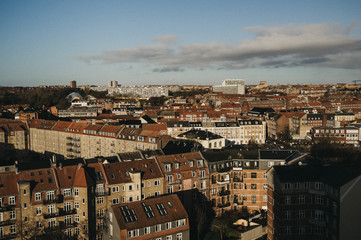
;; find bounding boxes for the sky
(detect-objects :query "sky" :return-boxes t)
[1,0,361,87]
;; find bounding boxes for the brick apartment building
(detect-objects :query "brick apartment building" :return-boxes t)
[106,194,189,240]
[267,155,361,240]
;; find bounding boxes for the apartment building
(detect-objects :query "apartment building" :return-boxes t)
[155,152,210,199]
[105,194,189,240]
[267,156,361,240]
[176,129,226,149]
[166,120,266,145]
[311,126,360,146]
[0,163,95,240]
[0,120,28,150]
[207,153,288,216]
[88,158,165,240]
[26,120,166,159]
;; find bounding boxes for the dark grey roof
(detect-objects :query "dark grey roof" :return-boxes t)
[259,150,298,160]
[178,129,223,140]
[273,160,359,187]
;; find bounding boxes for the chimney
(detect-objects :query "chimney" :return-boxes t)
[50,155,57,168]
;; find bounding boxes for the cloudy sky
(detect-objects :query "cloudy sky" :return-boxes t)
[1,0,361,86]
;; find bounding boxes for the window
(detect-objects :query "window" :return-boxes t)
[75,215,80,223]
[63,189,71,197]
[129,185,133,191]
[285,211,291,220]
[74,189,79,197]
[263,184,268,190]
[154,180,160,186]
[155,224,161,232]
[112,186,119,193]
[297,195,305,204]
[48,205,55,214]
[35,192,41,201]
[251,184,257,189]
[64,202,71,212]
[36,221,42,228]
[298,210,305,219]
[36,207,42,215]
[10,210,16,220]
[82,198,85,204]
[112,198,119,205]
[315,210,324,221]
[8,196,15,205]
[176,233,182,240]
[83,211,86,217]
[97,197,104,205]
[284,183,291,190]
[263,195,267,202]
[285,196,291,205]
[75,202,79,209]
[24,202,27,208]
[251,172,257,178]
[166,222,172,229]
[251,195,256,204]
[315,195,324,205]
[144,227,150,235]
[165,164,172,172]
[23,189,27,195]
[10,225,16,234]
[97,209,104,218]
[166,236,172,240]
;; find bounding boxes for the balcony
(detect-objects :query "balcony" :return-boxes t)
[43,197,63,205]
[217,202,231,208]
[0,219,16,227]
[0,205,16,212]
[0,233,17,240]
[95,189,111,197]
[218,190,230,196]
[43,211,59,219]
[59,208,77,217]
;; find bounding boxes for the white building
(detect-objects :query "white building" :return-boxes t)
[213,79,245,95]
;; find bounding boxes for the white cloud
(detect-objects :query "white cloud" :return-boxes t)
[75,23,361,72]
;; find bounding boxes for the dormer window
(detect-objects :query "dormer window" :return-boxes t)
[175,163,180,169]
[165,164,172,172]
[189,161,194,167]
[197,160,203,167]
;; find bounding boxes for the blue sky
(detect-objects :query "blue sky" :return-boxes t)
[1,0,361,87]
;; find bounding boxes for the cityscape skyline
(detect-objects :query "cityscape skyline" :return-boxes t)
[1,0,361,87]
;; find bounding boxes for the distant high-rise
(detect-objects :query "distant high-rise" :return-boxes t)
[70,80,77,88]
[108,80,118,88]
[213,79,245,94]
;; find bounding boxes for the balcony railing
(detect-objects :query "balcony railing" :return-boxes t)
[0,205,16,212]
[217,202,231,208]
[59,208,77,217]
[0,233,17,240]
[218,190,230,196]
[216,179,230,184]
[95,189,111,197]
[0,219,16,227]
[43,197,63,205]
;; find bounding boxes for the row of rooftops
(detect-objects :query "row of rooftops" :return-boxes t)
[25,119,164,143]
[166,119,264,128]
